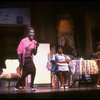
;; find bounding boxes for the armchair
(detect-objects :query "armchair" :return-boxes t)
[0,59,21,89]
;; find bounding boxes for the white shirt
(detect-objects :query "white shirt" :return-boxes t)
[52,53,71,71]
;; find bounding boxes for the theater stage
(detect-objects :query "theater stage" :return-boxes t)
[0,85,100,99]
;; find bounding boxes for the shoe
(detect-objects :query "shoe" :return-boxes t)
[14,87,19,91]
[60,84,65,89]
[96,84,100,88]
[19,86,25,89]
[60,86,64,89]
[31,87,36,91]
[65,86,69,89]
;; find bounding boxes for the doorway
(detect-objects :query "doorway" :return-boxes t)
[0,24,27,68]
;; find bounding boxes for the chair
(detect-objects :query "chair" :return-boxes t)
[0,59,21,89]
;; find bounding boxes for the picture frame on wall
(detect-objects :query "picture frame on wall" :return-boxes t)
[16,16,23,24]
[57,14,77,56]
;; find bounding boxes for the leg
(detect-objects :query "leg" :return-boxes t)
[51,73,58,88]
[57,71,65,88]
[63,71,69,89]
[15,70,28,88]
[30,70,36,88]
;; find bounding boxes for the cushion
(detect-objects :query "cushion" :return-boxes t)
[0,59,21,79]
[0,73,21,79]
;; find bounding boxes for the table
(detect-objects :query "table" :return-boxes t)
[69,59,99,75]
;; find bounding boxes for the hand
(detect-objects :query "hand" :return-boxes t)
[19,63,23,68]
[36,42,39,47]
[65,59,71,63]
[25,47,29,51]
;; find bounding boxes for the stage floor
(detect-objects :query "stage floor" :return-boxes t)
[0,85,100,99]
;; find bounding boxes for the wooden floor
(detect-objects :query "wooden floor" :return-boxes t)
[0,85,100,99]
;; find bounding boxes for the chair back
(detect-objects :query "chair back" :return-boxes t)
[3,59,19,74]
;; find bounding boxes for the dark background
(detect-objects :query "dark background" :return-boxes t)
[0,0,100,67]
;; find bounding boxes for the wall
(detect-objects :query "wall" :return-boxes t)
[0,8,31,26]
[31,2,87,57]
[0,8,31,67]
[84,9,100,58]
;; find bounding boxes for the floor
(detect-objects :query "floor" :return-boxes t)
[0,85,100,99]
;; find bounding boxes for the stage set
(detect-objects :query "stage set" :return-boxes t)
[0,43,100,99]
[0,84,100,99]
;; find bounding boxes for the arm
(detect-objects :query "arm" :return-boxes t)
[17,39,24,67]
[32,48,37,55]
[32,42,39,55]
[51,60,57,64]
[18,54,23,68]
[58,60,71,63]
[50,54,57,64]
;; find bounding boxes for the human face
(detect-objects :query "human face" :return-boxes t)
[28,29,35,40]
[58,47,63,54]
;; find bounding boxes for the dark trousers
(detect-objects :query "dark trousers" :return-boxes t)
[16,69,36,88]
